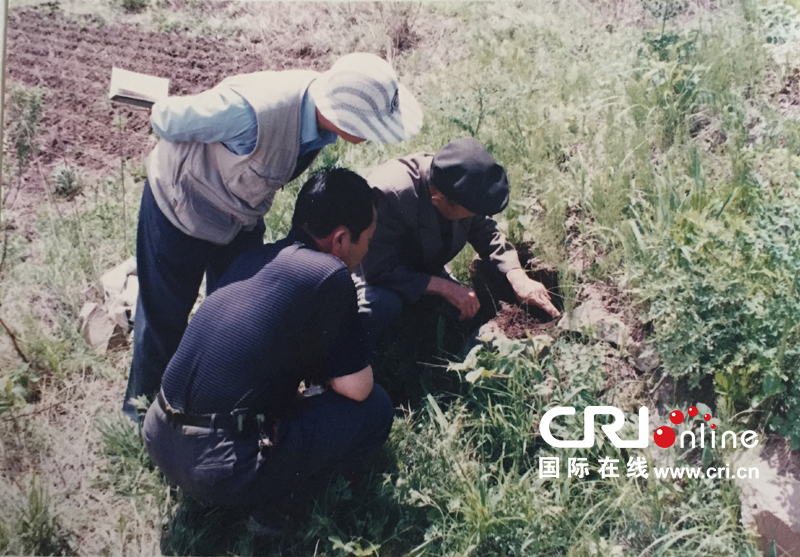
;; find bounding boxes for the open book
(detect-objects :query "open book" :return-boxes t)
[109,67,169,109]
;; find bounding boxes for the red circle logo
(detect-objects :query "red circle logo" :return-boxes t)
[654,427,676,448]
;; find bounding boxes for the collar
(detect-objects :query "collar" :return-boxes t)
[286,227,320,251]
[301,85,336,146]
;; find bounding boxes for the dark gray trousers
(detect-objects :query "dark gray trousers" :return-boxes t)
[142,384,394,509]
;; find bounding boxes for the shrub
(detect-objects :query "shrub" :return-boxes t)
[4,85,44,173]
[121,0,147,14]
[626,155,800,441]
[51,163,82,198]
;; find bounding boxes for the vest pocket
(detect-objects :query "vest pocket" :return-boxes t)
[175,175,241,245]
[228,162,284,209]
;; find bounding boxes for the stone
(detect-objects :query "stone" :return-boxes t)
[736,438,800,555]
[98,257,138,331]
[628,342,661,373]
[107,303,132,333]
[477,320,505,343]
[476,320,552,358]
[120,275,139,313]
[78,301,129,355]
[78,302,99,330]
[100,256,136,302]
[557,301,629,347]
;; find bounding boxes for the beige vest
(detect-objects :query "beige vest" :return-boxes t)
[147,70,320,245]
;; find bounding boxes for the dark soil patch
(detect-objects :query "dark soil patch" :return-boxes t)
[771,67,800,118]
[490,301,555,339]
[470,241,563,338]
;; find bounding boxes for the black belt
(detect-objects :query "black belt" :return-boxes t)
[157,390,265,433]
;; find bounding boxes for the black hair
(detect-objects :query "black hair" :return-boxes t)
[292,167,375,242]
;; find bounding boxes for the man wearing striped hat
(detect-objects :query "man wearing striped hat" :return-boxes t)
[124,53,423,420]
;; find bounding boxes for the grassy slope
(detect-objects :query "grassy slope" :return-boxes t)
[2,0,799,555]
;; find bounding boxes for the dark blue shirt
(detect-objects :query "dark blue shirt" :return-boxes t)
[161,229,368,417]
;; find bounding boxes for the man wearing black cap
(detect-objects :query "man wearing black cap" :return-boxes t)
[357,138,560,354]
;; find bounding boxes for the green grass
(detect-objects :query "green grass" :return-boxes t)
[0,477,73,556]
[96,416,165,499]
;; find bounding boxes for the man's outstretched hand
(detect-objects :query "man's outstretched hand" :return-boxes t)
[427,276,481,321]
[507,269,561,318]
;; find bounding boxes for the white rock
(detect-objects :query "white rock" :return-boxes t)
[735,443,800,555]
[79,302,128,355]
[100,256,136,302]
[120,275,139,309]
[557,302,629,347]
[477,321,505,343]
[78,301,99,330]
[107,303,132,333]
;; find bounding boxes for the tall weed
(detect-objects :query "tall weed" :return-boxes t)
[0,478,72,556]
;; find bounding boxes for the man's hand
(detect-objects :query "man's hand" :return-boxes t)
[507,269,561,318]
[427,276,480,321]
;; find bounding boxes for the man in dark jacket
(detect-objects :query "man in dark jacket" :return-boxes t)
[357,138,560,353]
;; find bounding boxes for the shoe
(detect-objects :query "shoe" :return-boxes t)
[246,506,288,538]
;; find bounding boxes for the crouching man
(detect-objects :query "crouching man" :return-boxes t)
[142,168,391,528]
[357,138,561,354]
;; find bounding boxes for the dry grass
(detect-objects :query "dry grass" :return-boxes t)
[0,375,165,555]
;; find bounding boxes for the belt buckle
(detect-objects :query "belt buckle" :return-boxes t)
[230,407,249,433]
[256,414,274,450]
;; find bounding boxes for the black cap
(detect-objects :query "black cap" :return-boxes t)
[430,138,509,216]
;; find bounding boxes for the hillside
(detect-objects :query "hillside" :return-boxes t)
[2,1,799,555]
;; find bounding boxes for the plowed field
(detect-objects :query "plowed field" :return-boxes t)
[4,5,327,226]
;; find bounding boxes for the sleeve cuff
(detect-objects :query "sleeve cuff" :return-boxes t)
[402,272,434,304]
[495,257,523,275]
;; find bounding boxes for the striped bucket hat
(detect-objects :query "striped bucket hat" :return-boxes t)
[309,53,423,144]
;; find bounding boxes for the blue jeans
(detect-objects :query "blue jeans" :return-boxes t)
[143,384,394,508]
[123,181,265,420]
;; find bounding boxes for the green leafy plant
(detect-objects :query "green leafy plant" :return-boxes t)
[5,85,44,174]
[97,416,164,498]
[633,32,707,149]
[120,0,147,14]
[51,162,83,198]
[0,364,40,415]
[625,155,800,440]
[641,0,690,37]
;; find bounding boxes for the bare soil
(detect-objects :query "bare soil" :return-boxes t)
[470,241,565,338]
[490,302,556,339]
